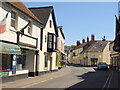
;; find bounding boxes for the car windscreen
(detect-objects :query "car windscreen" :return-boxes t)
[98,63,107,65]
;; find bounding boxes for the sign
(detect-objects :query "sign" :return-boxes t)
[12,55,17,74]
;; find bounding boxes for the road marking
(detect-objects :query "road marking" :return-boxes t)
[107,71,113,88]
[102,71,113,89]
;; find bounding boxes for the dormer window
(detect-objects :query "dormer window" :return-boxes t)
[50,20,52,28]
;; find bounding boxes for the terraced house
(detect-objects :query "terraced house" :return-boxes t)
[0,1,65,82]
[29,6,59,72]
[70,35,111,66]
[56,26,66,68]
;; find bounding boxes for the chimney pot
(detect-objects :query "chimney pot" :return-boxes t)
[87,37,89,43]
[91,34,95,41]
[82,38,85,43]
[76,41,81,46]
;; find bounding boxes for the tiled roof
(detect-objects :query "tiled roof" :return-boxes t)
[29,6,53,27]
[72,41,95,51]
[82,41,108,53]
[7,1,42,24]
[71,42,87,51]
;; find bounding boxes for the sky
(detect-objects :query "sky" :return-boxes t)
[23,2,118,46]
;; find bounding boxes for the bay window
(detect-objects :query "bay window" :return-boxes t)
[47,33,56,52]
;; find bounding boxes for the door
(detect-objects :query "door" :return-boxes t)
[50,57,52,71]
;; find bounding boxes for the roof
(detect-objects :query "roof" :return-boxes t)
[7,1,42,24]
[29,6,53,27]
[29,6,58,35]
[72,40,95,51]
[82,41,108,53]
[71,42,87,51]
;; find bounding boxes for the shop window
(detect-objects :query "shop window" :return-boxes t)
[16,55,28,70]
[2,54,12,70]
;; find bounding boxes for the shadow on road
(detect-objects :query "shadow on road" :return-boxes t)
[65,65,118,89]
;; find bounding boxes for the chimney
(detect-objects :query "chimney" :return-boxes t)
[82,38,85,43]
[91,34,95,41]
[87,37,89,43]
[76,41,81,46]
[102,36,106,41]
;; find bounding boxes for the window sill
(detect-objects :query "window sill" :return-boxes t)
[44,67,48,70]
[9,27,17,32]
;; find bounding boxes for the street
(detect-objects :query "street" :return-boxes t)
[22,64,119,89]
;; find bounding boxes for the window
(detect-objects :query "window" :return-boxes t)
[44,53,48,67]
[47,33,56,51]
[56,53,58,66]
[48,34,53,48]
[11,11,17,28]
[2,54,12,70]
[73,52,76,56]
[50,20,52,28]
[28,22,32,35]
[16,55,28,70]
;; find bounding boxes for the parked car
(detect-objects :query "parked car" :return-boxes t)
[97,62,108,70]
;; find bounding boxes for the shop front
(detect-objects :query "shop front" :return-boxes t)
[0,42,21,77]
[18,45,39,77]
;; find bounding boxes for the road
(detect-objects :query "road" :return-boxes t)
[25,64,118,89]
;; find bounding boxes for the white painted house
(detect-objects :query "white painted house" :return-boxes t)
[0,1,65,83]
[29,6,59,73]
[0,2,43,79]
[56,26,66,68]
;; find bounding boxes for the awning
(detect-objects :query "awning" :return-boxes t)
[19,45,38,51]
[0,42,21,54]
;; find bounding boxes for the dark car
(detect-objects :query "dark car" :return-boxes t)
[97,62,108,70]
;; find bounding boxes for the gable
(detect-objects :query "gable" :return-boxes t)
[29,6,58,36]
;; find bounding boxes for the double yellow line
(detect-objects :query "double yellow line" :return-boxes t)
[102,71,113,89]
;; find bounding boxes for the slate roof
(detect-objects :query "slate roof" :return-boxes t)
[29,6,53,27]
[7,1,42,24]
[82,41,108,53]
[29,6,58,35]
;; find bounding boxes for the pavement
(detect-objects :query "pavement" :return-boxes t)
[1,66,71,89]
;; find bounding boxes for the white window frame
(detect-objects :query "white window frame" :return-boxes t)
[27,21,32,36]
[10,10,18,31]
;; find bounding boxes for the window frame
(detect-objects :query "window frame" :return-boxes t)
[11,10,17,29]
[50,20,52,28]
[47,33,57,51]
[27,22,32,35]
